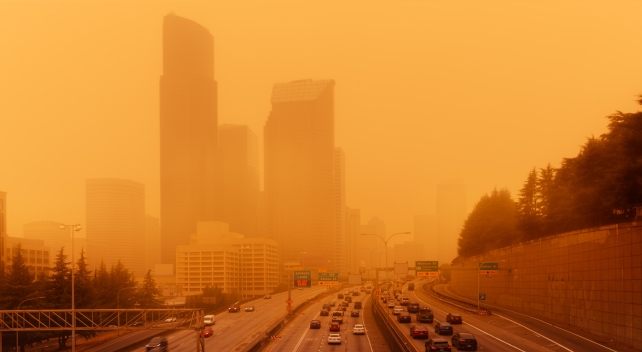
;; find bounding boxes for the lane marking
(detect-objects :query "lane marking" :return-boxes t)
[441,285,618,352]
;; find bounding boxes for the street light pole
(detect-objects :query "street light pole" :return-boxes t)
[361,232,410,281]
[117,286,137,336]
[60,223,81,352]
[17,296,45,352]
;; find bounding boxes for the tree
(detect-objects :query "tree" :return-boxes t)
[458,188,521,258]
[537,163,556,234]
[0,243,35,309]
[137,270,161,308]
[517,168,541,240]
[47,247,72,349]
[108,261,137,308]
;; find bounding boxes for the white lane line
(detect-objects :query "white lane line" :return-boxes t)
[292,309,320,351]
[360,293,375,351]
[411,289,527,351]
[442,285,618,352]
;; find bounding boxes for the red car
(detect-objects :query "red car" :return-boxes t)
[329,322,341,331]
[446,313,462,324]
[320,309,330,316]
[201,326,213,338]
[410,324,429,339]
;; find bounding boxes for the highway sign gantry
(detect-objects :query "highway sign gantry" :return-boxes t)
[416,260,439,277]
[478,262,499,275]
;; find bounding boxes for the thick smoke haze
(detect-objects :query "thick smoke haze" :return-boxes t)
[1,1,641,247]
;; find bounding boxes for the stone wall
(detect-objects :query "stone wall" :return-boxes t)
[450,222,642,350]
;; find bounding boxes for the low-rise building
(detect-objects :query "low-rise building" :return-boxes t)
[4,237,51,276]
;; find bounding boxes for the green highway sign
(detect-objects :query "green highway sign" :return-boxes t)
[416,261,439,277]
[318,272,339,286]
[478,262,499,275]
[294,270,312,287]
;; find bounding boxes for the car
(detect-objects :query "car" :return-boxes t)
[320,309,330,316]
[400,296,411,305]
[310,320,321,329]
[131,320,143,327]
[382,297,388,304]
[410,324,430,339]
[329,300,336,307]
[408,303,421,313]
[338,293,344,299]
[434,321,453,335]
[451,332,477,351]
[201,326,213,338]
[322,303,331,310]
[245,305,255,312]
[145,336,168,351]
[164,317,176,323]
[264,294,271,299]
[417,308,434,323]
[327,333,342,344]
[351,310,360,317]
[352,291,360,296]
[387,301,396,308]
[354,301,363,309]
[446,313,462,324]
[204,314,216,325]
[425,338,452,351]
[329,322,341,331]
[393,306,404,315]
[353,324,366,334]
[397,312,412,323]
[344,296,352,303]
[228,304,240,313]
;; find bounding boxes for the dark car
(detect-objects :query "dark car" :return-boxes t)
[366,289,371,294]
[397,312,412,323]
[146,336,168,351]
[322,303,331,310]
[446,313,462,324]
[320,309,330,316]
[434,321,453,335]
[344,296,352,303]
[351,310,360,317]
[354,301,362,309]
[352,291,360,296]
[451,332,477,351]
[410,324,429,339]
[408,303,421,313]
[418,307,434,323]
[425,338,451,351]
[329,300,336,307]
[338,293,344,299]
[329,322,341,331]
[310,320,321,329]
[228,304,240,313]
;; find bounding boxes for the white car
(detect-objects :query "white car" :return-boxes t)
[392,306,404,315]
[327,333,342,344]
[387,301,396,308]
[164,317,176,323]
[353,324,366,335]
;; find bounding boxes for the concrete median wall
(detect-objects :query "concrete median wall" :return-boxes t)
[450,222,642,350]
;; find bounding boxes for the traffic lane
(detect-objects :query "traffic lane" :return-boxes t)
[437,284,631,352]
[409,284,554,352]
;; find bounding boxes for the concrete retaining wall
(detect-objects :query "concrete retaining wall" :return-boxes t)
[450,222,642,350]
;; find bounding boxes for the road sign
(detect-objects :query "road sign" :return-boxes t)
[294,270,312,288]
[318,272,339,286]
[478,262,499,275]
[318,268,327,273]
[293,266,303,270]
[285,299,293,304]
[479,293,486,301]
[416,261,439,277]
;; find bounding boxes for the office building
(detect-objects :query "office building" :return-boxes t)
[345,207,361,276]
[394,241,425,269]
[4,237,50,276]
[219,124,260,237]
[436,180,466,264]
[86,178,146,276]
[414,214,437,261]
[145,215,161,272]
[160,14,220,266]
[23,220,65,265]
[0,191,6,273]
[264,79,336,272]
[334,148,346,276]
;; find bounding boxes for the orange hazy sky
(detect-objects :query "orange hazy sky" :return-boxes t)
[1,1,641,246]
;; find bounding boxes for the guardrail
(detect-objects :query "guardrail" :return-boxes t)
[422,282,492,316]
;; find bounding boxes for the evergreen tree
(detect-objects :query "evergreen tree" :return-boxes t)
[517,168,541,240]
[74,249,95,309]
[1,244,35,309]
[108,261,137,308]
[47,247,72,349]
[537,163,556,234]
[92,260,111,307]
[137,270,161,308]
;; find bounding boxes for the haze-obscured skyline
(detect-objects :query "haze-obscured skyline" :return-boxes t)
[2,1,641,247]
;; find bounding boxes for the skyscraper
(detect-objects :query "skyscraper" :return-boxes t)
[436,180,466,264]
[334,148,346,276]
[145,215,161,272]
[414,214,436,260]
[219,124,260,237]
[160,14,219,266]
[86,178,146,276]
[264,79,336,272]
[0,191,6,273]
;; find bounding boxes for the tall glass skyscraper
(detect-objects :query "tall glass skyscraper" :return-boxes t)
[160,14,219,266]
[264,79,336,273]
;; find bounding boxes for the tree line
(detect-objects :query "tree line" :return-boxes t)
[458,95,642,259]
[0,245,160,351]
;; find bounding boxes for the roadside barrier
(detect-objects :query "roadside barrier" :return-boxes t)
[422,282,492,316]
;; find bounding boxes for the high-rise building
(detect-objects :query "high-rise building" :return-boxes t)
[264,79,336,272]
[145,215,161,273]
[0,191,7,273]
[345,207,361,276]
[334,148,346,276]
[219,124,260,237]
[414,214,436,260]
[86,178,146,276]
[436,180,466,264]
[360,217,387,276]
[394,241,425,268]
[23,220,65,265]
[160,14,219,267]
